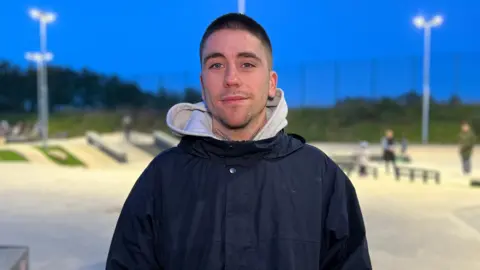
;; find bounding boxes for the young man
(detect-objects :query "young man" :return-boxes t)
[106,13,371,270]
[459,121,476,175]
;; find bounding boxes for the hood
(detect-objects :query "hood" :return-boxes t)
[166,88,288,141]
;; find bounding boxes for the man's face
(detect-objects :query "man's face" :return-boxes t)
[462,124,470,132]
[386,130,393,138]
[200,29,277,130]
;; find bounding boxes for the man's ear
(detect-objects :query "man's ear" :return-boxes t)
[200,74,206,101]
[268,70,278,98]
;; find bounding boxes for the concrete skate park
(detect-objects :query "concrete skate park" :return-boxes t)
[1,131,479,270]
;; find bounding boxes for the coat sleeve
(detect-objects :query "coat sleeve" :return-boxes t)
[319,159,372,270]
[106,161,163,270]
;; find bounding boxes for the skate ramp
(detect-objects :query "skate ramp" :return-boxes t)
[99,132,154,166]
[55,136,121,169]
[0,144,55,165]
[130,131,180,157]
[0,246,29,270]
[133,142,163,156]
[153,130,180,149]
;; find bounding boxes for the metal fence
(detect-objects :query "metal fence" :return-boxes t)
[131,52,480,108]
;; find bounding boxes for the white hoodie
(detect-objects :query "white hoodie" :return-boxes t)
[166,88,289,141]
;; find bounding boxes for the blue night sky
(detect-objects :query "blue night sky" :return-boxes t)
[1,0,479,107]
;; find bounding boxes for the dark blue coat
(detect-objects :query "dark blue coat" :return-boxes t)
[106,131,371,269]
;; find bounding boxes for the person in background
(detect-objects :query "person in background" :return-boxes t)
[122,114,132,142]
[0,120,9,137]
[459,121,476,175]
[356,141,369,177]
[381,129,397,174]
[400,133,408,158]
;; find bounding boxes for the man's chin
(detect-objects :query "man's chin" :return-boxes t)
[220,117,250,130]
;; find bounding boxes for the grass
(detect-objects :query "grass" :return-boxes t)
[0,150,28,161]
[0,109,474,143]
[36,145,86,167]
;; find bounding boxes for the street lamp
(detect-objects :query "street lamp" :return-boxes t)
[25,52,53,148]
[413,14,443,144]
[27,8,56,148]
[238,0,245,14]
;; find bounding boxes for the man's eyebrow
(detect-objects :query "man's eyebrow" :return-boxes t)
[202,52,224,65]
[202,51,262,65]
[237,51,262,62]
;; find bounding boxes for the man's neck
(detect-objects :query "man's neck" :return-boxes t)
[213,112,267,141]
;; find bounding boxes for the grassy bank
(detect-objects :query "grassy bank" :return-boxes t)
[0,109,472,143]
[0,150,28,161]
[36,145,86,167]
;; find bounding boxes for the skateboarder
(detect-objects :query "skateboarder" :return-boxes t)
[459,121,476,175]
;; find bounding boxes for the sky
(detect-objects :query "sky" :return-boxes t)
[1,0,479,106]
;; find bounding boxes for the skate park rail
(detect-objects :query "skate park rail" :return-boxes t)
[394,166,441,184]
[86,131,127,163]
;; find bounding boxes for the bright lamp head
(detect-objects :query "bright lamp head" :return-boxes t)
[413,16,426,28]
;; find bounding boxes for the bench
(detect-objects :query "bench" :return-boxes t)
[394,166,440,184]
[86,131,127,163]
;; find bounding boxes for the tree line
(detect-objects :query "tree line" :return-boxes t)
[0,60,476,126]
[0,61,202,113]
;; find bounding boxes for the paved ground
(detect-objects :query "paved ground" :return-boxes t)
[1,138,480,269]
[1,161,479,270]
[354,177,480,270]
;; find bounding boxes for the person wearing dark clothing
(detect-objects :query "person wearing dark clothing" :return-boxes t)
[381,129,397,174]
[106,13,371,270]
[459,122,476,175]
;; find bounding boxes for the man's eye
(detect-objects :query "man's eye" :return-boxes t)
[209,63,223,69]
[242,63,255,68]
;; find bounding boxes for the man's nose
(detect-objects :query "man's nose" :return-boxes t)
[223,67,240,87]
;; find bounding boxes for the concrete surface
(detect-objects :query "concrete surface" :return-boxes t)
[1,159,480,270]
[1,136,480,269]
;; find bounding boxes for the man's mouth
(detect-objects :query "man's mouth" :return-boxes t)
[222,96,248,103]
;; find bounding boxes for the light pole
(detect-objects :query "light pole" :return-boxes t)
[238,0,245,14]
[413,15,443,144]
[27,8,56,148]
[25,52,53,148]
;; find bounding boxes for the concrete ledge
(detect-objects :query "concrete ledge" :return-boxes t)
[5,136,39,144]
[0,245,29,270]
[153,130,180,149]
[86,131,127,163]
[470,179,480,187]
